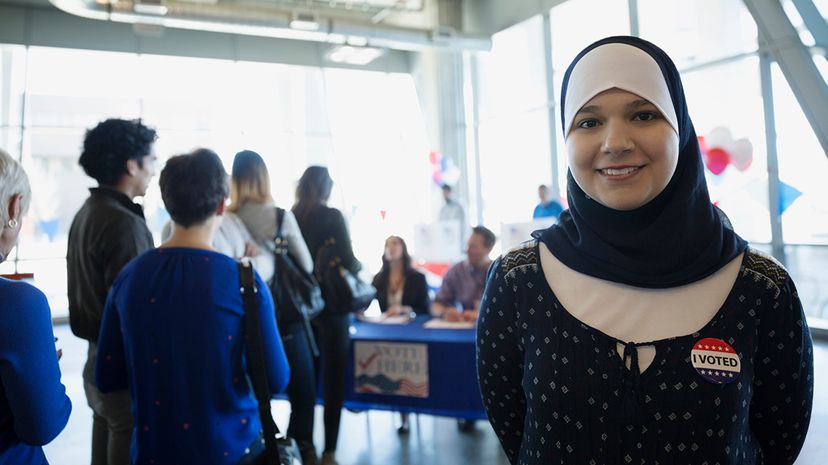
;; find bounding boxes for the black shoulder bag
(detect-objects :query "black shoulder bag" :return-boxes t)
[238,260,304,465]
[270,208,323,356]
[270,208,325,324]
[315,237,376,313]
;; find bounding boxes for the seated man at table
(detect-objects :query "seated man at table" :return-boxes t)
[431,226,495,323]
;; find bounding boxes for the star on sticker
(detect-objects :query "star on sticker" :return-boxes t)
[704,345,709,349]
[717,346,723,351]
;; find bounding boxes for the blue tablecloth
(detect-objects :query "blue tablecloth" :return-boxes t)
[343,315,486,420]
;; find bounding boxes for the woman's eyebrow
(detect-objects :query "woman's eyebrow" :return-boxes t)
[576,105,600,115]
[627,99,654,109]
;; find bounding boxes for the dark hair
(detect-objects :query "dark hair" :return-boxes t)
[374,236,414,286]
[472,225,496,249]
[538,184,550,190]
[441,184,452,192]
[293,166,333,223]
[160,148,229,228]
[79,118,158,186]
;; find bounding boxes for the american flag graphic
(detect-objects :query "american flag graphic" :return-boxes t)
[356,373,429,397]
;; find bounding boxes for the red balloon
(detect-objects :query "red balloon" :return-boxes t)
[705,148,731,175]
[428,150,440,165]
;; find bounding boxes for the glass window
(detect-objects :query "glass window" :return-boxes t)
[323,68,431,274]
[682,56,770,243]
[476,15,548,118]
[549,0,630,72]
[2,43,432,320]
[474,15,555,254]
[772,63,828,244]
[638,0,757,69]
[478,108,552,228]
[0,45,26,128]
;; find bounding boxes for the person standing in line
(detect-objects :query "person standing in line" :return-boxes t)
[292,166,361,465]
[95,149,290,465]
[477,36,813,465]
[230,150,318,465]
[0,148,72,464]
[67,118,157,465]
[532,184,564,220]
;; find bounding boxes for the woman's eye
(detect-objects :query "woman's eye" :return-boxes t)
[577,119,599,129]
[634,112,658,122]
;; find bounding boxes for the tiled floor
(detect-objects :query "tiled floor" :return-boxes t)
[43,324,827,465]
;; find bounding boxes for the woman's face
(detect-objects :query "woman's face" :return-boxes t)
[384,237,404,262]
[566,88,679,211]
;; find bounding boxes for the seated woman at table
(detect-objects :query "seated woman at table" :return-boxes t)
[372,236,430,317]
[371,236,430,433]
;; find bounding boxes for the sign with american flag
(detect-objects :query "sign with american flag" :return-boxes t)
[354,342,429,397]
[690,337,741,385]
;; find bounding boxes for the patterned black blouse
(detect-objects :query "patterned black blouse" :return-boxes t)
[477,242,814,465]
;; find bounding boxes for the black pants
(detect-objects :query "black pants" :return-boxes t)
[280,321,317,445]
[312,312,350,453]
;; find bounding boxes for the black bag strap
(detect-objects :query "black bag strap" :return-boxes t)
[238,260,281,465]
[274,208,286,244]
[274,208,321,358]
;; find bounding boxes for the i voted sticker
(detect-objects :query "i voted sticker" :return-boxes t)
[691,338,740,384]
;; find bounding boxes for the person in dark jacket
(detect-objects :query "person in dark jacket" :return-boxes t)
[371,236,429,317]
[292,166,360,465]
[66,118,157,465]
[0,148,72,465]
[371,235,429,433]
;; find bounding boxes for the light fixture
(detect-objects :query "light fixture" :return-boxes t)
[289,11,320,31]
[133,0,167,15]
[325,44,385,66]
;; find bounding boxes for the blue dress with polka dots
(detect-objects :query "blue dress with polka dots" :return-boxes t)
[477,242,813,465]
[96,247,290,465]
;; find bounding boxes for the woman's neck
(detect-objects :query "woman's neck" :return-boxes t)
[389,260,404,275]
[161,220,216,251]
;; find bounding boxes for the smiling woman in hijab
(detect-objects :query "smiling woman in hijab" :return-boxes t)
[476,36,813,465]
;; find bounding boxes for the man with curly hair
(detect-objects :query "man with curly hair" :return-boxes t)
[67,118,158,465]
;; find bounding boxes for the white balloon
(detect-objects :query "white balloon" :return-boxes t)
[731,138,753,172]
[707,126,734,149]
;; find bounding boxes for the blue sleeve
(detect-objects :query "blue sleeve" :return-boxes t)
[749,276,814,465]
[255,273,290,395]
[95,281,129,393]
[532,204,541,219]
[0,282,72,445]
[476,258,525,464]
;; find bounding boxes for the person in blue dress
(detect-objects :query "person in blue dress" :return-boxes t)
[477,36,813,465]
[96,148,290,465]
[0,148,71,465]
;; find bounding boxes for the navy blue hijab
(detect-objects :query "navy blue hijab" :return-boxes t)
[537,36,747,288]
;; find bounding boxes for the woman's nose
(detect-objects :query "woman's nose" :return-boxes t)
[601,122,634,156]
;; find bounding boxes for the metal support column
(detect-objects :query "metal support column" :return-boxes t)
[759,51,786,265]
[541,12,560,200]
[744,0,828,157]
